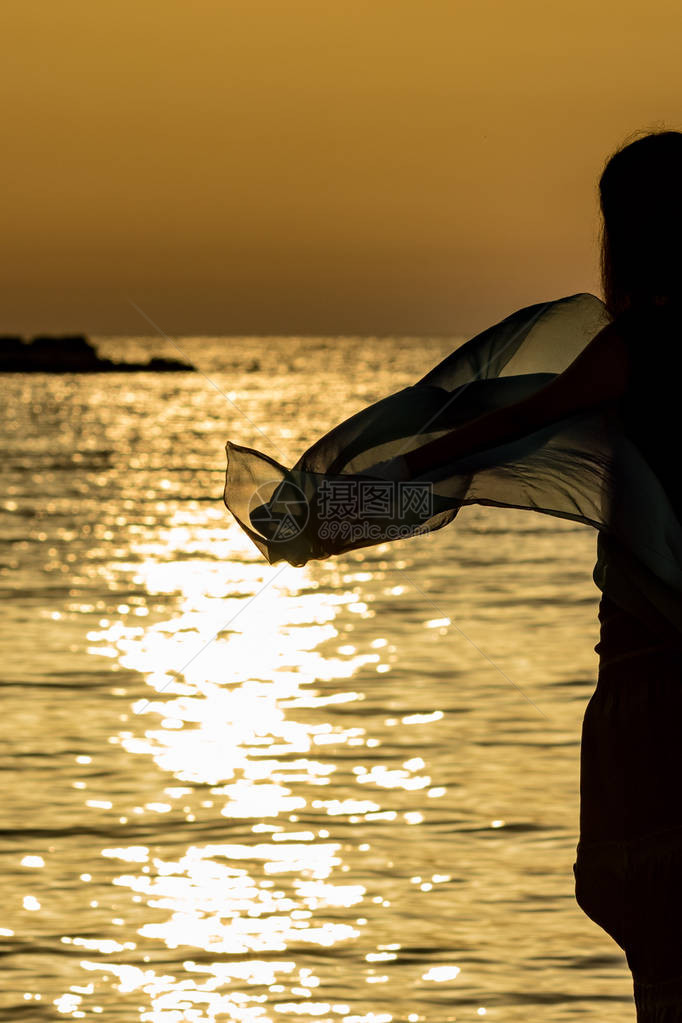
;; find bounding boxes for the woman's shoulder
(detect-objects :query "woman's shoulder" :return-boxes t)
[614,299,681,334]
[611,301,680,365]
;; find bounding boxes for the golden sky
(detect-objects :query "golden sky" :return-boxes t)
[2,0,681,336]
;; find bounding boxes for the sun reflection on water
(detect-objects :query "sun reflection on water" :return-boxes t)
[68,536,422,1020]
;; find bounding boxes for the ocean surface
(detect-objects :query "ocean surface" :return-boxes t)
[0,334,636,1021]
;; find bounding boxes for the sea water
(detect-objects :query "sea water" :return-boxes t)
[0,335,634,1021]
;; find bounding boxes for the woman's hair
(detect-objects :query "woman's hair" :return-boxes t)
[599,128,682,320]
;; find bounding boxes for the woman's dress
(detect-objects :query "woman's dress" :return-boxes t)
[576,591,682,1019]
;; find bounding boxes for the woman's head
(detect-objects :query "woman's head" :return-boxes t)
[599,128,682,320]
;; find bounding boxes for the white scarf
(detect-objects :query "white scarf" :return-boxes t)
[224,293,682,637]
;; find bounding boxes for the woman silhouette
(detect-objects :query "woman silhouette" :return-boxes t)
[225,129,682,1019]
[576,130,682,1020]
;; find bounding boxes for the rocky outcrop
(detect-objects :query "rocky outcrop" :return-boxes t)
[0,335,194,373]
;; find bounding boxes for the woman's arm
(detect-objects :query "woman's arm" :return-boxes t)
[403,319,629,477]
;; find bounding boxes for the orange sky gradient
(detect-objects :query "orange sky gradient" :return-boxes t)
[2,0,682,336]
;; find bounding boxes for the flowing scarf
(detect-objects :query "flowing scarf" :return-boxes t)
[223,292,682,638]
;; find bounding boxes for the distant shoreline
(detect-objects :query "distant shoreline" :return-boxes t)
[0,334,195,373]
